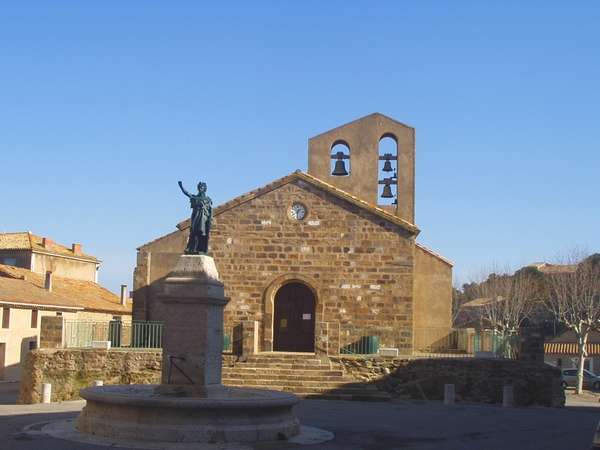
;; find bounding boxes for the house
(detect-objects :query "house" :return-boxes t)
[0,232,99,282]
[545,331,600,373]
[0,232,132,380]
[133,113,453,356]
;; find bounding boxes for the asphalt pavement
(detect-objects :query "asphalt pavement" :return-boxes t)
[0,382,598,450]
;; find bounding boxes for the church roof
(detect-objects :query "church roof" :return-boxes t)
[415,243,454,267]
[139,171,455,268]
[139,171,459,268]
[172,171,420,235]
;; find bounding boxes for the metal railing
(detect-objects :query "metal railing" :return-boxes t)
[413,327,519,359]
[223,325,233,353]
[414,328,468,354]
[222,324,245,354]
[339,327,383,355]
[63,320,163,349]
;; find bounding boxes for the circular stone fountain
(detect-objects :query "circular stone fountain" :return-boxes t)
[77,385,299,442]
[74,255,304,444]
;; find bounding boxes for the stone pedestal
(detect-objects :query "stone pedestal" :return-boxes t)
[76,253,304,444]
[156,254,229,397]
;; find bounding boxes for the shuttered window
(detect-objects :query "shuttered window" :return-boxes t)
[2,308,10,329]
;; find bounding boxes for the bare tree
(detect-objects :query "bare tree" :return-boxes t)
[476,267,541,333]
[544,252,600,394]
[458,265,543,357]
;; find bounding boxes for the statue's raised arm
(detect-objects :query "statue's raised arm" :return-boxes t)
[178,181,192,198]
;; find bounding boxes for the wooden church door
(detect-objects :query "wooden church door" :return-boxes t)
[273,283,315,352]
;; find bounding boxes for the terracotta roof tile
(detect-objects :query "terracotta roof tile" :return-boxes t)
[0,232,97,261]
[544,342,600,356]
[0,264,130,315]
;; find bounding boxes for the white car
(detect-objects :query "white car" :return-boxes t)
[560,368,600,390]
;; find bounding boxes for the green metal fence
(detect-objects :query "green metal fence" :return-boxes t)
[130,321,163,348]
[63,320,163,349]
[473,330,519,358]
[340,335,380,355]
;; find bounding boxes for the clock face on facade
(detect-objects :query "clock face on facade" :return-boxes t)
[289,202,307,220]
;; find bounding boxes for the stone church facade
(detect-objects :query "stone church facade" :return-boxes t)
[133,113,452,356]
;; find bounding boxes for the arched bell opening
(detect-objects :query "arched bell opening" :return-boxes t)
[330,140,351,176]
[378,134,398,205]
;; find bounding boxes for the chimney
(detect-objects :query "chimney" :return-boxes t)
[120,284,128,306]
[44,271,53,292]
[72,243,82,255]
[42,237,53,249]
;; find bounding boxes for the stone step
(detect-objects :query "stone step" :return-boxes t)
[239,358,328,365]
[222,378,373,389]
[224,362,332,370]
[222,368,344,377]
[221,374,348,382]
[248,353,321,359]
[243,355,326,361]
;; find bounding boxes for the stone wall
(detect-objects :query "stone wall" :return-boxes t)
[18,348,161,404]
[19,348,564,408]
[135,179,416,353]
[333,356,565,407]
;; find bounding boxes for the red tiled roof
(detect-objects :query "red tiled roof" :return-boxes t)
[544,343,600,356]
[0,232,97,261]
[0,264,130,315]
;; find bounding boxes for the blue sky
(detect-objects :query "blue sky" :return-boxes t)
[1,1,599,292]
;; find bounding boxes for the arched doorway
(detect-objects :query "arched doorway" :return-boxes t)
[273,282,316,352]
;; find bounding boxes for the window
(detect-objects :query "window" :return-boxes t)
[28,340,37,351]
[1,257,17,266]
[31,310,38,328]
[1,308,9,329]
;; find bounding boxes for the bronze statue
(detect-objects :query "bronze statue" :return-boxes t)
[178,181,213,255]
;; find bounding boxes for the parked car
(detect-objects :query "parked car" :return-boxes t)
[560,368,600,390]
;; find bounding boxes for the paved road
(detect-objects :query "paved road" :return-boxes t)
[0,384,598,450]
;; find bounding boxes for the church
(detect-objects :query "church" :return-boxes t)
[133,113,453,356]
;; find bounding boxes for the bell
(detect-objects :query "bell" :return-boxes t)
[332,159,348,176]
[381,183,393,198]
[382,160,393,172]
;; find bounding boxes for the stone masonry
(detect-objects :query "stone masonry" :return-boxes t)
[20,349,563,408]
[137,178,416,353]
[18,348,161,404]
[134,114,453,355]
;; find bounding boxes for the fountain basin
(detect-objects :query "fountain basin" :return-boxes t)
[77,385,300,443]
